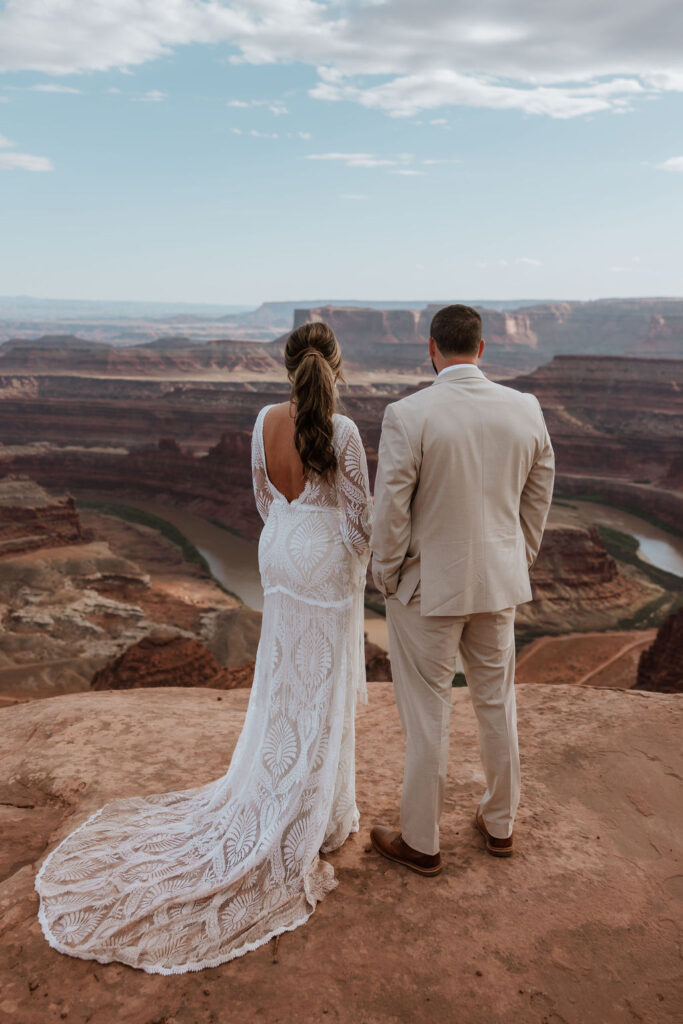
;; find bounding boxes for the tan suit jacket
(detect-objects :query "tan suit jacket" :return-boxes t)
[371,365,555,617]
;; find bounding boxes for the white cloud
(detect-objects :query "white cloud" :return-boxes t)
[390,168,424,176]
[1,82,81,94]
[306,151,419,170]
[656,156,683,172]
[311,69,646,119]
[29,83,80,93]
[233,127,280,138]
[307,152,397,168]
[227,97,288,115]
[516,257,542,267]
[0,151,52,170]
[0,133,52,170]
[0,2,681,120]
[137,89,166,102]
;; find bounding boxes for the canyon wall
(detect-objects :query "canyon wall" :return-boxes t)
[1,356,681,533]
[508,355,683,531]
[0,475,87,556]
[296,298,683,373]
[0,431,261,538]
[0,335,283,377]
[90,632,251,691]
[520,521,649,633]
[636,607,683,693]
[6,296,677,382]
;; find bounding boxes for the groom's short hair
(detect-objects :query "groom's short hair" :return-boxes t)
[430,304,482,356]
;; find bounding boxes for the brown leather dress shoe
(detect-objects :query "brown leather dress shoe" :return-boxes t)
[475,809,514,857]
[370,825,442,876]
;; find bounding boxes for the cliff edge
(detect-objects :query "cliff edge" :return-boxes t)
[1,683,681,1023]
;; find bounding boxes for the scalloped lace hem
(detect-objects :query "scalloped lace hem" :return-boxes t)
[36,864,337,975]
[35,898,322,975]
[35,807,345,976]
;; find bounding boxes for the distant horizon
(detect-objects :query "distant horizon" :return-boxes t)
[2,293,683,321]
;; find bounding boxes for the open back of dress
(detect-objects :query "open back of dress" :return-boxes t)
[35,408,372,974]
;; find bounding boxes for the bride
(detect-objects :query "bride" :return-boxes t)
[35,321,373,974]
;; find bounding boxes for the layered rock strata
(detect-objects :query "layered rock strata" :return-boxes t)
[3,355,679,530]
[636,607,683,693]
[518,520,661,633]
[508,355,683,531]
[296,297,683,372]
[0,491,251,703]
[90,632,251,691]
[0,334,283,376]
[0,475,87,556]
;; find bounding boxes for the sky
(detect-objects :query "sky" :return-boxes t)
[1,0,682,306]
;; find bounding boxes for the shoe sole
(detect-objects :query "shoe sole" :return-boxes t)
[474,813,514,858]
[370,833,443,876]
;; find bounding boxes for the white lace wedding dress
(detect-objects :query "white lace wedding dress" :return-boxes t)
[35,407,372,974]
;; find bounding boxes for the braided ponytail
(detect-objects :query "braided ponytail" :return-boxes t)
[284,322,344,480]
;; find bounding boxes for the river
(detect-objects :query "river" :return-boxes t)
[114,499,393,647]
[117,500,264,609]
[105,497,682,654]
[561,500,683,577]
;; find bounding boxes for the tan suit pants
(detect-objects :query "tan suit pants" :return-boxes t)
[385,594,520,855]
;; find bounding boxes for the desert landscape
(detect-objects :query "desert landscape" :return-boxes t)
[1,297,681,705]
[1,297,681,1023]
[5,0,683,1016]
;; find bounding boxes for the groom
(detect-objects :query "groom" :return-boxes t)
[370,304,554,875]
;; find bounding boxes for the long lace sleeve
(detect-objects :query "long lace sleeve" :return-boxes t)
[251,408,274,524]
[334,418,372,565]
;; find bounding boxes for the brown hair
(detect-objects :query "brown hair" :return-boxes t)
[430,304,482,356]
[284,321,344,480]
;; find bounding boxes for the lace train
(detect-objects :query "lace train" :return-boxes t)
[35,406,372,973]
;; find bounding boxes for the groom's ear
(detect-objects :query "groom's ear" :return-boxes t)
[478,338,486,359]
[429,336,437,361]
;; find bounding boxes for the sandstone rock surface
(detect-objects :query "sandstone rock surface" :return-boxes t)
[90,632,249,691]
[3,353,680,536]
[296,298,683,374]
[0,504,249,704]
[0,335,283,377]
[636,607,683,693]
[1,683,680,1023]
[0,475,87,557]
[515,630,657,688]
[520,520,654,633]
[509,355,683,531]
